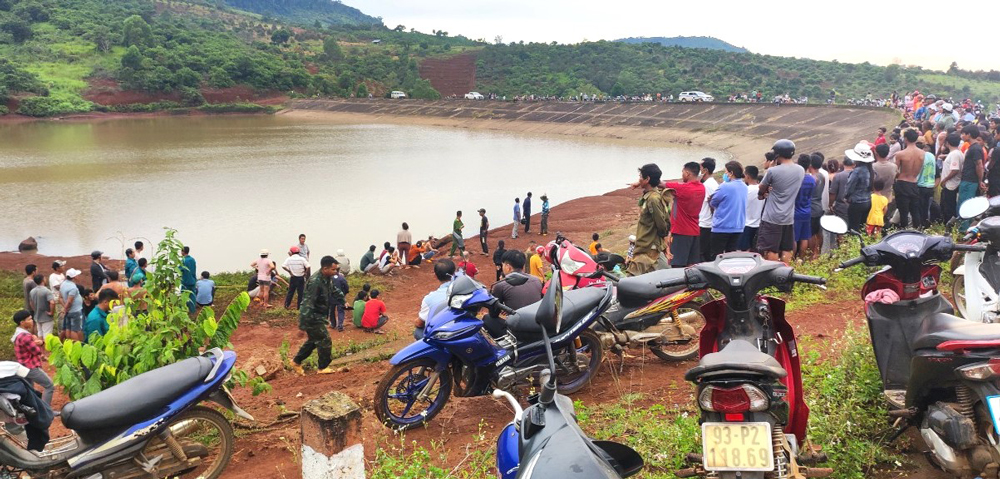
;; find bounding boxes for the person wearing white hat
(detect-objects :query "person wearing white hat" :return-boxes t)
[626,235,636,263]
[59,268,85,341]
[251,249,276,307]
[843,142,876,232]
[334,249,351,275]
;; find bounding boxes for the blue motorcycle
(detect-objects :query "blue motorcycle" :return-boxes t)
[492,273,644,479]
[0,348,249,479]
[374,272,612,431]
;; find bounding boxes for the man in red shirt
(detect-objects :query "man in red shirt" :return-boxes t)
[457,251,479,279]
[361,289,388,334]
[663,162,707,267]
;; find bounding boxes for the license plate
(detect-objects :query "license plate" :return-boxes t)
[986,396,1000,435]
[702,422,774,472]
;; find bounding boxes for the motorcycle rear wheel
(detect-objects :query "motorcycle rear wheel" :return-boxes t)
[374,358,453,431]
[144,406,234,479]
[952,274,969,319]
[650,302,706,362]
[555,330,603,394]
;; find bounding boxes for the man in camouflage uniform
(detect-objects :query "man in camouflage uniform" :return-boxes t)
[627,163,673,276]
[292,255,344,375]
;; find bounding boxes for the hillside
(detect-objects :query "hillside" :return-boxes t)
[222,0,381,27]
[615,35,748,53]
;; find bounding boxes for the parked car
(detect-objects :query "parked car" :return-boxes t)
[390,91,407,99]
[464,92,484,100]
[678,91,714,102]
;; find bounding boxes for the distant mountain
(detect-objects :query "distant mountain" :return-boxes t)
[223,0,382,27]
[615,36,748,53]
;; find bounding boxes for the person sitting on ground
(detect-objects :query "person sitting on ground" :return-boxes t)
[456,251,479,279]
[377,246,398,275]
[195,271,215,308]
[334,249,351,275]
[11,310,54,405]
[352,290,368,328]
[361,289,388,334]
[529,245,546,281]
[867,179,889,237]
[589,233,600,256]
[492,240,507,281]
[406,241,426,267]
[414,259,455,340]
[360,245,378,274]
[84,289,118,344]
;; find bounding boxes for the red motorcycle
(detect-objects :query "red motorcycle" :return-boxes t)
[542,235,708,361]
[661,253,830,479]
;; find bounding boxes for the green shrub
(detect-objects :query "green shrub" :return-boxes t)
[16,95,92,117]
[0,105,8,115]
[198,102,275,114]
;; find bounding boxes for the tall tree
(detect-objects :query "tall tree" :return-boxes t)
[122,15,152,48]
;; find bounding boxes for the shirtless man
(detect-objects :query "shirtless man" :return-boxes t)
[893,128,925,229]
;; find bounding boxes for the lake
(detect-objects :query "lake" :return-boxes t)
[0,114,721,272]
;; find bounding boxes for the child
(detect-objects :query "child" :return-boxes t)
[361,289,388,334]
[867,179,889,237]
[11,310,54,405]
[352,291,368,329]
[589,233,600,256]
[195,271,216,307]
[626,235,636,263]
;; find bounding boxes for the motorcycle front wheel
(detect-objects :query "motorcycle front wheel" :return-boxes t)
[555,330,603,394]
[140,405,235,479]
[650,302,706,362]
[953,273,969,319]
[374,358,452,431]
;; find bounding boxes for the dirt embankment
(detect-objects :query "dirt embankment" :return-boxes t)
[286,100,901,162]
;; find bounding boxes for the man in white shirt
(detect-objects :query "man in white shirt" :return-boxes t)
[739,166,764,250]
[939,132,965,222]
[48,260,66,293]
[282,246,311,309]
[697,158,719,262]
[413,259,455,340]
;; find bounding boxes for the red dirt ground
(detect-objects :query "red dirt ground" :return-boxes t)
[1,187,946,478]
[418,53,477,98]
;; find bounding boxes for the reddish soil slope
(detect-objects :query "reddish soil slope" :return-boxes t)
[418,53,477,97]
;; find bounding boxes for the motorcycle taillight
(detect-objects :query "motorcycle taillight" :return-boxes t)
[699,385,769,413]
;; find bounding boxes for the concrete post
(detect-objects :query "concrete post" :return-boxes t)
[300,391,365,479]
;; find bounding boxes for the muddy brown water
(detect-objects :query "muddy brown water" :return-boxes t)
[0,115,722,271]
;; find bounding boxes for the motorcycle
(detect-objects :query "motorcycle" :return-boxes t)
[952,197,1000,322]
[492,272,644,479]
[824,215,1000,477]
[547,234,708,361]
[0,348,250,479]
[654,253,831,479]
[374,263,612,431]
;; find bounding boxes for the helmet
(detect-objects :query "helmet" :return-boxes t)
[771,139,796,159]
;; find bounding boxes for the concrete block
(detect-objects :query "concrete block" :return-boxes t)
[300,391,364,479]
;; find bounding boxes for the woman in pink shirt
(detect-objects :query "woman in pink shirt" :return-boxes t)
[252,249,276,307]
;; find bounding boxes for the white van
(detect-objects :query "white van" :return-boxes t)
[390,91,407,99]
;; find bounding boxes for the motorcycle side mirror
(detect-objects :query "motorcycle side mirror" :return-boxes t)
[503,272,530,286]
[535,273,564,333]
[960,196,990,219]
[594,252,625,269]
[819,215,848,235]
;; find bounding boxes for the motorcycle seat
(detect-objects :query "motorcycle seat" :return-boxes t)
[911,312,1000,351]
[61,356,214,433]
[506,287,606,341]
[684,340,787,381]
[616,269,686,308]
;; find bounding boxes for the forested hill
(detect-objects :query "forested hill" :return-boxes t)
[615,36,748,53]
[223,0,381,27]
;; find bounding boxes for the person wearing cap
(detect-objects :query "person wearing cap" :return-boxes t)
[181,246,197,313]
[251,249,276,307]
[844,142,876,232]
[90,250,108,291]
[529,245,546,281]
[938,103,956,130]
[49,260,66,293]
[477,209,490,255]
[60,268,85,342]
[291,256,344,375]
[757,140,804,262]
[626,235,636,263]
[334,249,351,275]
[282,246,311,309]
[539,194,550,236]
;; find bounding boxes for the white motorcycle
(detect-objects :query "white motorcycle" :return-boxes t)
[952,197,1000,322]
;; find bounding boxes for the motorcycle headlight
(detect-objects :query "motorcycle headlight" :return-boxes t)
[450,293,473,309]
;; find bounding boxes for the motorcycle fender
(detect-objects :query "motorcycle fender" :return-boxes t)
[954,265,965,276]
[209,386,254,421]
[390,340,451,367]
[496,422,520,479]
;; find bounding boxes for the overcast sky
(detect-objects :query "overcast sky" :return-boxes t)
[353,0,998,72]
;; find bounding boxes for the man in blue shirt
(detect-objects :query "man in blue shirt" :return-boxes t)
[540,194,550,235]
[181,246,197,313]
[512,198,521,239]
[195,271,216,307]
[60,269,85,342]
[709,161,748,257]
[413,259,455,340]
[84,289,118,343]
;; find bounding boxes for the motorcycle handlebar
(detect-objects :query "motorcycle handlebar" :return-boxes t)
[791,273,827,285]
[954,244,988,253]
[495,302,517,315]
[838,256,865,269]
[656,277,688,289]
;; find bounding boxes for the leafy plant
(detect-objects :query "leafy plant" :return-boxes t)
[45,229,259,400]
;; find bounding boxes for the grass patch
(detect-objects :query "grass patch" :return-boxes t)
[917,73,1000,102]
[371,422,494,479]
